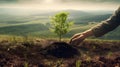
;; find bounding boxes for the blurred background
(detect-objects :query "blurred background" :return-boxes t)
[0,0,119,40]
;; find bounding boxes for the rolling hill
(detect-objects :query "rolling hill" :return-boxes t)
[0,8,119,40]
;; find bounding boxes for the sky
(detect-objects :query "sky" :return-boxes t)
[0,0,120,11]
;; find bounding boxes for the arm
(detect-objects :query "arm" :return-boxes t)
[91,7,120,37]
[70,6,120,45]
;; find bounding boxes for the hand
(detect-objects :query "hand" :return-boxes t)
[70,33,85,45]
[70,29,93,45]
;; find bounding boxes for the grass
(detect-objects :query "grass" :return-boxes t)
[76,60,81,67]
[0,9,119,67]
[0,19,120,40]
[24,61,29,67]
[0,34,119,43]
[0,35,119,67]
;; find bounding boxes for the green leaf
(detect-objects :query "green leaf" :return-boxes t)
[49,12,74,41]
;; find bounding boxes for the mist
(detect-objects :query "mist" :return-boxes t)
[0,0,119,11]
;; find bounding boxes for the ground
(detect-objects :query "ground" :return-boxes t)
[0,39,120,67]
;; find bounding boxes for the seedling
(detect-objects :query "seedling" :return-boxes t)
[50,12,73,41]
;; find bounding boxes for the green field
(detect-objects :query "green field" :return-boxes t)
[0,9,119,40]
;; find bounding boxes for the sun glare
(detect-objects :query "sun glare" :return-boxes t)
[44,0,54,4]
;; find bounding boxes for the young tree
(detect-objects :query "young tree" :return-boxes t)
[50,12,73,41]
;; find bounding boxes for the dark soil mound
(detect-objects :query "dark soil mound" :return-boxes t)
[41,42,80,58]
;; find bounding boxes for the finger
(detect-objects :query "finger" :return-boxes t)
[77,35,85,43]
[70,36,81,45]
[75,39,81,45]
[71,33,81,39]
[70,38,78,45]
[69,37,75,44]
[71,35,84,45]
[70,33,81,43]
[73,40,79,45]
[70,40,75,45]
[69,39,73,44]
[69,37,77,44]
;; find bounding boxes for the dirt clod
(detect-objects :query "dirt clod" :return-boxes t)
[41,42,80,58]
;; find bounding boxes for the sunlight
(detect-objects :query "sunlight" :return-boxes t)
[44,0,54,4]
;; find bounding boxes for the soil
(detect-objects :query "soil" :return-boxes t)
[0,40,120,67]
[41,42,80,58]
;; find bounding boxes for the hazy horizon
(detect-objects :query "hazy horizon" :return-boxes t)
[0,0,119,11]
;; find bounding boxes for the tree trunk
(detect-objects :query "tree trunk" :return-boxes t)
[59,35,62,42]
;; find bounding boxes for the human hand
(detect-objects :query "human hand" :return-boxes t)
[69,33,85,45]
[69,29,93,45]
